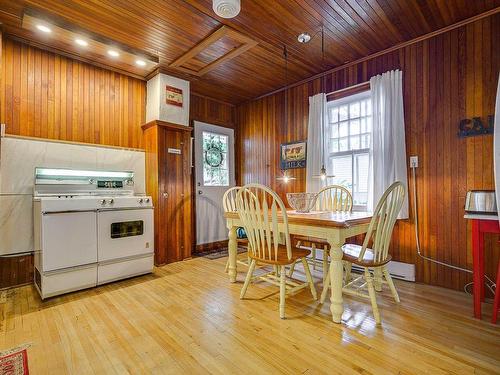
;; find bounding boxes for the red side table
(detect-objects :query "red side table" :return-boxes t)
[465,214,500,319]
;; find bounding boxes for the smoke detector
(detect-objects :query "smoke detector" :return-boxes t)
[213,0,241,19]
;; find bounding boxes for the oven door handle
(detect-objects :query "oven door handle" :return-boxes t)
[97,207,154,212]
[42,209,97,215]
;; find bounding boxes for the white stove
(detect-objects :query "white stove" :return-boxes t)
[33,167,154,299]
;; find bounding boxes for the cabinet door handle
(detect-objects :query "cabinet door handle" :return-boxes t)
[162,192,169,199]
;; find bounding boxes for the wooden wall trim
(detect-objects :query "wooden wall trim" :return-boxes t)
[141,120,193,132]
[253,7,500,102]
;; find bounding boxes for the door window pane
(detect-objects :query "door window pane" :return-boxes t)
[203,132,229,186]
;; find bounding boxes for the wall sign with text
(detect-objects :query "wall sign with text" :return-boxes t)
[280,141,307,170]
[166,86,183,107]
[458,115,494,138]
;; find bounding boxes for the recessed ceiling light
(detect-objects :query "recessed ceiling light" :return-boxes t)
[107,50,119,57]
[135,59,146,66]
[36,24,52,33]
[75,39,88,47]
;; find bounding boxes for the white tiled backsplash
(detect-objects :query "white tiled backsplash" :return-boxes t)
[0,136,146,255]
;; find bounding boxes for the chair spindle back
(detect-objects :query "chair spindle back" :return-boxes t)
[315,185,353,212]
[359,181,405,264]
[236,184,291,262]
[223,186,241,213]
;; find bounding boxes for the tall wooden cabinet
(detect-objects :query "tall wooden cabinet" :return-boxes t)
[142,120,193,265]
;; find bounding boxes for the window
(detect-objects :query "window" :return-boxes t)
[327,90,372,209]
[203,131,229,186]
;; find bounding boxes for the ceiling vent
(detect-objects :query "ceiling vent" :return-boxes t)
[213,0,241,18]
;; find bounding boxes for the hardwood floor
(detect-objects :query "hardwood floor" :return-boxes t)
[0,256,499,374]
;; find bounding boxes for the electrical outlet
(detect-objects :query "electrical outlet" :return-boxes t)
[409,156,418,168]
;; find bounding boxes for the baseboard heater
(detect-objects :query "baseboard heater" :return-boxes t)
[350,261,416,282]
[312,249,416,282]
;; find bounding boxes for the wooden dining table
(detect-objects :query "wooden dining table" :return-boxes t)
[224,210,373,323]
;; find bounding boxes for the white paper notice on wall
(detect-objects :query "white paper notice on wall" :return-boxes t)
[168,148,181,154]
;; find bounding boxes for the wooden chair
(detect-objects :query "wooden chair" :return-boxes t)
[236,183,317,319]
[290,185,353,281]
[223,186,250,273]
[320,181,405,324]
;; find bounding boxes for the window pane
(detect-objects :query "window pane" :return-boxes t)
[330,139,339,153]
[330,107,339,123]
[349,102,360,118]
[350,136,360,150]
[353,153,369,205]
[327,92,372,209]
[339,121,348,137]
[203,131,229,186]
[330,123,339,138]
[361,134,370,148]
[366,100,372,116]
[350,119,360,135]
[339,105,348,121]
[330,155,352,191]
[338,137,348,152]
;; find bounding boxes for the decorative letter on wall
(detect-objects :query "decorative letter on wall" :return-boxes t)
[458,115,494,138]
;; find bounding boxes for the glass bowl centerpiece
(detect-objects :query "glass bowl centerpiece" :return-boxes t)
[286,192,318,213]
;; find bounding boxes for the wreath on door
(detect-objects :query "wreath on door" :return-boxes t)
[204,139,225,168]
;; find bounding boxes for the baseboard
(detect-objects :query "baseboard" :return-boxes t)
[195,240,228,254]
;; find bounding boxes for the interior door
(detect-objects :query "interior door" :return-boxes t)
[194,121,235,246]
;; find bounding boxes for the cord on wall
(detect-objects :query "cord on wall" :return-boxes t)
[410,158,496,295]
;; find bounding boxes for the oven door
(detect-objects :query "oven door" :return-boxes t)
[97,208,154,262]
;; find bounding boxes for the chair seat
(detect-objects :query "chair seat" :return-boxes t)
[249,244,311,265]
[294,235,329,246]
[342,244,391,267]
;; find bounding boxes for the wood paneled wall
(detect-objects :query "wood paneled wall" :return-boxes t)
[1,38,146,148]
[190,94,235,128]
[236,14,500,292]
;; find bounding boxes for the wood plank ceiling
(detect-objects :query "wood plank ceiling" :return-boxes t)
[0,0,498,104]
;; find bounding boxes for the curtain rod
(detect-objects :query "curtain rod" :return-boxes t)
[326,81,369,96]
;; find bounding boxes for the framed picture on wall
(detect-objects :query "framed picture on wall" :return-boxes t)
[166,86,183,107]
[280,141,307,169]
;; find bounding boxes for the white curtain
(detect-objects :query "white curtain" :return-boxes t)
[494,73,500,225]
[306,93,327,193]
[369,70,409,218]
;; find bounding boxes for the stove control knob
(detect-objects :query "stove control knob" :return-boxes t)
[145,198,150,203]
[100,199,106,205]
[108,199,114,204]
[138,198,143,204]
